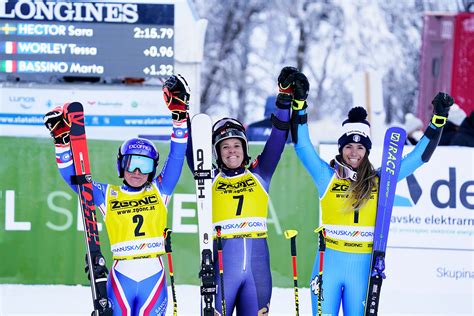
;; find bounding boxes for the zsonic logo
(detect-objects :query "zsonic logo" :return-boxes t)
[395,167,473,210]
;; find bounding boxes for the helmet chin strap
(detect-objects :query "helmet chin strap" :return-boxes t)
[333,156,358,181]
[123,179,149,190]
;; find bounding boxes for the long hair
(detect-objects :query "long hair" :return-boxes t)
[347,152,377,210]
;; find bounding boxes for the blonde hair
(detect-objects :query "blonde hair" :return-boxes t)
[347,153,377,210]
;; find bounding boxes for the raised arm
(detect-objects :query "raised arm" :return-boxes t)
[157,74,190,196]
[252,68,297,180]
[290,70,333,195]
[398,92,454,180]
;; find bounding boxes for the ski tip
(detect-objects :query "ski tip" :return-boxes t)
[284,229,298,239]
[65,101,84,113]
[191,113,212,122]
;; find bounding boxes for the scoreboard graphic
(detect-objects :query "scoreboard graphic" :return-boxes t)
[0,0,175,84]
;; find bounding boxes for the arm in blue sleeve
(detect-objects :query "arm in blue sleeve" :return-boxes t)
[293,111,333,198]
[55,145,78,194]
[250,107,290,182]
[398,123,441,181]
[55,144,109,217]
[156,120,188,195]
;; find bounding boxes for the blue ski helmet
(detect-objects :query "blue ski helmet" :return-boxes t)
[117,138,159,182]
[212,117,250,168]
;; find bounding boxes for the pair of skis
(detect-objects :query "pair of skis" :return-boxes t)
[191,113,226,316]
[364,126,406,315]
[66,102,112,316]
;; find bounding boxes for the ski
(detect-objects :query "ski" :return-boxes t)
[66,102,111,316]
[191,113,217,316]
[365,126,406,316]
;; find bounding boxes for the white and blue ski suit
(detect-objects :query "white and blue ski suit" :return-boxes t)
[294,113,443,316]
[53,120,187,316]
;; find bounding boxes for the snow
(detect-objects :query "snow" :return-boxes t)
[0,284,312,316]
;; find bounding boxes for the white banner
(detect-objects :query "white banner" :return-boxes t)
[0,85,172,140]
[320,144,474,315]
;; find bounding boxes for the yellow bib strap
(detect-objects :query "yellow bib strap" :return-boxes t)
[325,236,373,254]
[217,231,267,239]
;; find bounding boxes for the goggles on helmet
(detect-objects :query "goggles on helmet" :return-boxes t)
[333,156,357,181]
[213,128,247,146]
[213,118,245,132]
[122,155,154,174]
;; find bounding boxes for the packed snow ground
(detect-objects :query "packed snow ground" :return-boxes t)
[1,284,472,316]
[0,285,311,316]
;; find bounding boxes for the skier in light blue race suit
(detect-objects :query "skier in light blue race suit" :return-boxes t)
[186,67,297,315]
[43,75,190,316]
[290,80,454,315]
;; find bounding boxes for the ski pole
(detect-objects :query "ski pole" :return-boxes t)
[314,226,326,316]
[164,228,177,316]
[284,229,299,316]
[215,226,226,316]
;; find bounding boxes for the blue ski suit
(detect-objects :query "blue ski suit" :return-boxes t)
[294,113,443,316]
[53,120,187,316]
[187,105,290,315]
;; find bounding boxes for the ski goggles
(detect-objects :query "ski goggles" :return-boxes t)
[333,157,358,181]
[213,118,245,132]
[122,155,154,174]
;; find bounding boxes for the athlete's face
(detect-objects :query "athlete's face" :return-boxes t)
[220,138,244,169]
[342,142,367,169]
[124,169,148,187]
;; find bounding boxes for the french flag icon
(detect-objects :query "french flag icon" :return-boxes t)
[1,41,17,54]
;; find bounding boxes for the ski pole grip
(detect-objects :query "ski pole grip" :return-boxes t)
[284,229,298,256]
[164,228,172,253]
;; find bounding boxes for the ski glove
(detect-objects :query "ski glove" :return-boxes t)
[163,74,190,122]
[276,66,298,109]
[278,66,298,95]
[292,72,309,111]
[431,92,454,127]
[43,106,71,146]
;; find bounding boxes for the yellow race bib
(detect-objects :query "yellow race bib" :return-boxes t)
[212,171,268,238]
[105,183,167,260]
[321,176,379,253]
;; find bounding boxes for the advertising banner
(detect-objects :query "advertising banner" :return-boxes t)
[0,86,172,140]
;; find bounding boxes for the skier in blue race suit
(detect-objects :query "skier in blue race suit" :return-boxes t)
[288,71,453,316]
[186,67,296,315]
[43,75,191,316]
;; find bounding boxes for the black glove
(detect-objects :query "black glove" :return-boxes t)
[431,92,454,127]
[278,66,299,95]
[292,72,309,110]
[163,74,190,122]
[432,92,454,117]
[43,106,70,145]
[276,66,298,109]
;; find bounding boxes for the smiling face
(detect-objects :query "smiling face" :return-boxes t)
[342,142,367,169]
[219,138,244,169]
[124,169,149,188]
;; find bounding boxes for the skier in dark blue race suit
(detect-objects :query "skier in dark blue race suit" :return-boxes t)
[289,70,454,316]
[44,75,190,316]
[186,67,297,315]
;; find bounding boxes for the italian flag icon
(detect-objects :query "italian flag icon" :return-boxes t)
[0,60,17,73]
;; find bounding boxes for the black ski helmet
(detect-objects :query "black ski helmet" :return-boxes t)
[117,137,159,182]
[212,118,250,168]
